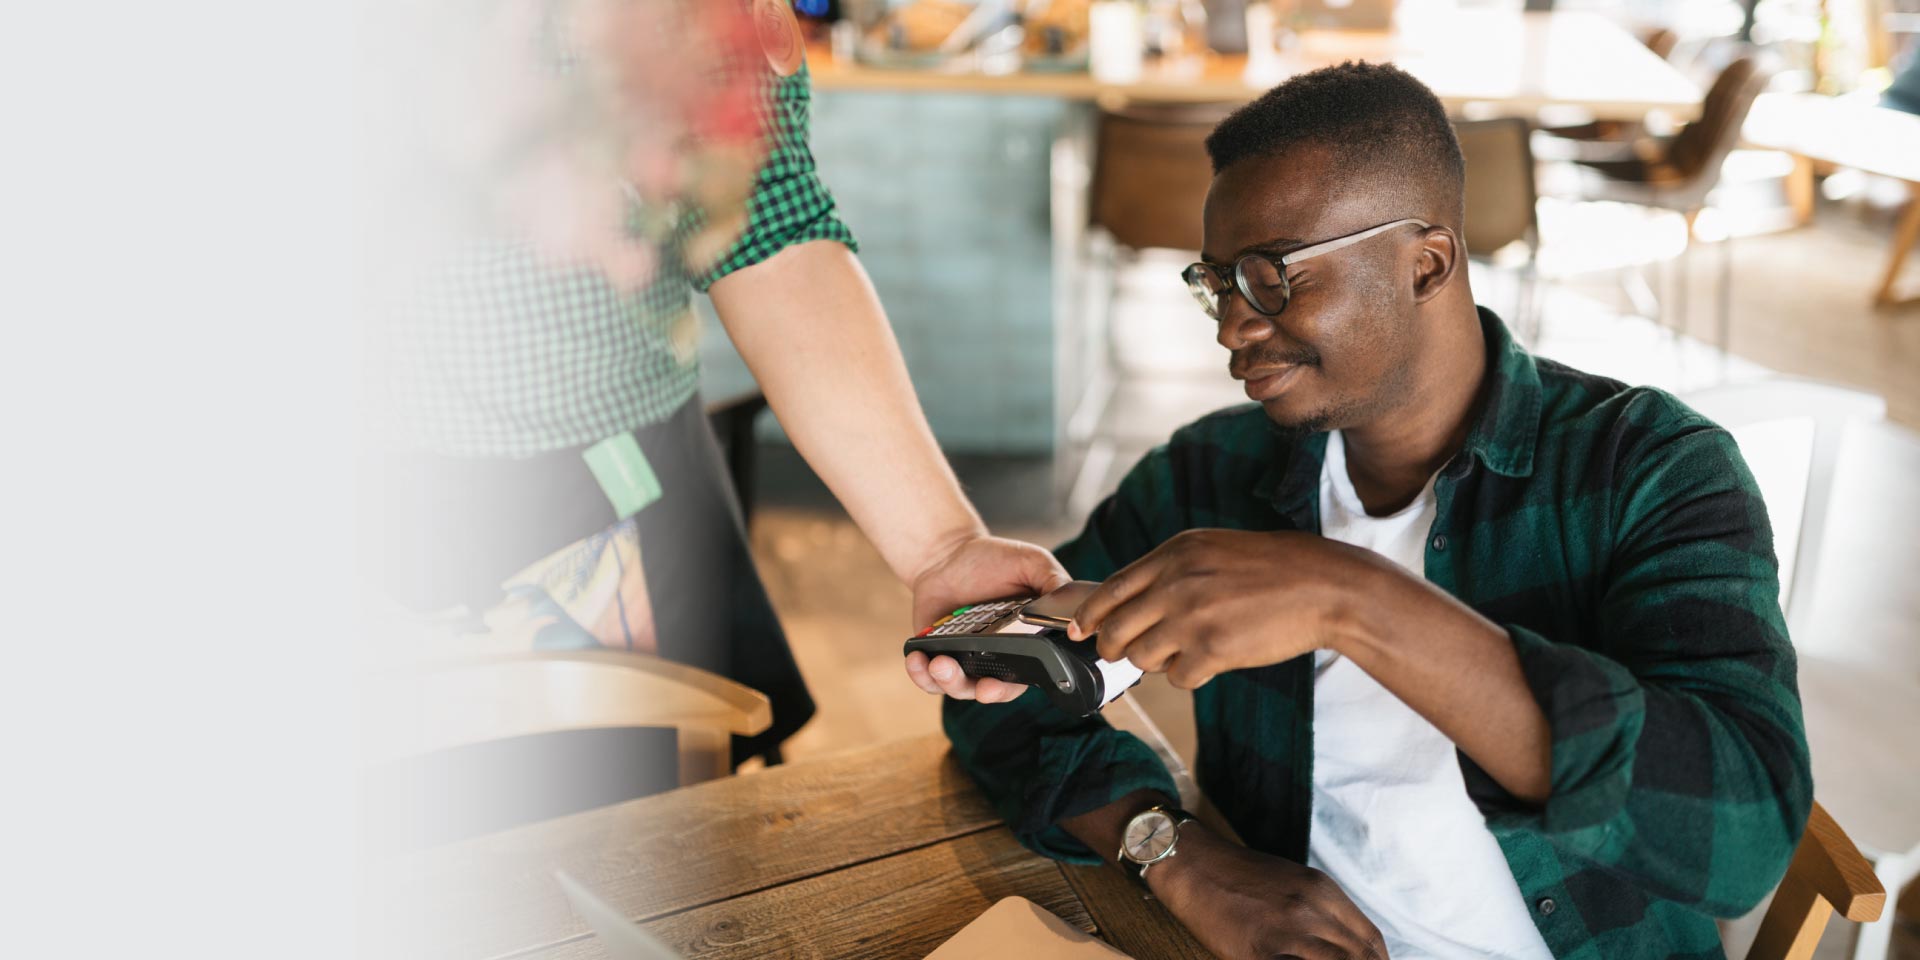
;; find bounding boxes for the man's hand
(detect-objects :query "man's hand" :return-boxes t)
[1067,529,1392,689]
[903,533,1071,704]
[1150,824,1388,960]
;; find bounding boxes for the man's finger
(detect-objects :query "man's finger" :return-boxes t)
[903,651,946,695]
[1121,624,1184,674]
[1162,653,1215,690]
[928,655,979,700]
[973,677,1030,703]
[1091,587,1171,663]
[1304,886,1387,960]
[1068,552,1166,640]
[1265,933,1353,960]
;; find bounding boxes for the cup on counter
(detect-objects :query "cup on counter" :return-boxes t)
[1090,0,1146,84]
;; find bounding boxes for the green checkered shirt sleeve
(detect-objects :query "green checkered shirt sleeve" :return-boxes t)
[1462,407,1813,925]
[690,62,856,292]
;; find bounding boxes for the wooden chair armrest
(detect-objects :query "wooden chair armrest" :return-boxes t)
[1796,800,1887,923]
[361,649,773,764]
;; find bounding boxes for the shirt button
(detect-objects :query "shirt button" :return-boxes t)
[1537,897,1557,916]
[1431,534,1448,551]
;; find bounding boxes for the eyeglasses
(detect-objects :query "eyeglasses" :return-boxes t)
[1181,218,1431,320]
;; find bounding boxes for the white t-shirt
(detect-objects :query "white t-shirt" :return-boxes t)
[1307,431,1552,960]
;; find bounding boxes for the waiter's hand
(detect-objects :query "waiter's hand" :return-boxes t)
[1149,823,1389,960]
[1068,529,1392,689]
[904,534,1069,703]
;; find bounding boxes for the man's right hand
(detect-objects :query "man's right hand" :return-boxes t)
[1148,823,1388,960]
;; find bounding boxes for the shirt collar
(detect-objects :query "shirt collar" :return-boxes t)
[1254,308,1541,514]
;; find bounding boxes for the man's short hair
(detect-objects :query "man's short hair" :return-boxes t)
[1205,61,1466,227]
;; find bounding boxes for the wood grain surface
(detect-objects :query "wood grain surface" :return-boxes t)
[363,735,1005,960]
[529,828,1092,960]
[1062,862,1217,960]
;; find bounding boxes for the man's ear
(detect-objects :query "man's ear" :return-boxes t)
[1410,226,1461,304]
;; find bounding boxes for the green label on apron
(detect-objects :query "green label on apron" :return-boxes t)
[582,433,663,520]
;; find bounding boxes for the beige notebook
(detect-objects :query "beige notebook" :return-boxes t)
[924,897,1134,960]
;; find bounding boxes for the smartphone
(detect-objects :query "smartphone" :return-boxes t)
[1018,580,1100,629]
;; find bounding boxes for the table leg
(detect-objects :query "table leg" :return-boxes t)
[1876,181,1920,309]
[1789,154,1816,227]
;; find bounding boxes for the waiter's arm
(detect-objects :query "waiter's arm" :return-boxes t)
[708,239,1067,669]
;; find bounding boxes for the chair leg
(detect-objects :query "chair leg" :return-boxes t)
[1676,231,1693,342]
[1056,235,1123,514]
[1748,870,1836,960]
[1518,259,1542,346]
[1875,182,1920,308]
[678,726,732,786]
[1629,260,1664,331]
[1719,226,1735,370]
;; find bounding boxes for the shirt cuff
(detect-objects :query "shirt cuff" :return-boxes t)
[1460,624,1645,845]
[944,694,1179,864]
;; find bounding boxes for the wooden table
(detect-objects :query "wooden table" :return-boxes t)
[809,11,1700,121]
[1744,92,1920,309]
[361,734,1215,960]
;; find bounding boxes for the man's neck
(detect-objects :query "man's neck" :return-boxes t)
[1339,309,1489,516]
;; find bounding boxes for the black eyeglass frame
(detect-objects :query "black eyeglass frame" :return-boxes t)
[1181,217,1432,320]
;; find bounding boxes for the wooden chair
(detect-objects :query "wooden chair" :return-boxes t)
[1558,55,1771,352]
[1679,379,1885,641]
[1088,100,1236,255]
[1744,801,1886,960]
[1060,99,1237,513]
[364,648,772,783]
[1455,118,1543,342]
[360,649,773,848]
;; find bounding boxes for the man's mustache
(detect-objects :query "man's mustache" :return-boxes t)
[1231,346,1321,374]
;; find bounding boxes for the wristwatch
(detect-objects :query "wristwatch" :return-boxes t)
[1116,803,1198,888]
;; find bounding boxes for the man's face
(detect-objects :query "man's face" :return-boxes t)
[1200,142,1424,435]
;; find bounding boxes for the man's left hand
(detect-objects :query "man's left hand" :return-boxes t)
[1068,529,1391,688]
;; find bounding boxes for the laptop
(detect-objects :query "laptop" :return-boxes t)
[554,871,684,960]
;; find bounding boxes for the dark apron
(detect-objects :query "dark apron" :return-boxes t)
[368,395,815,765]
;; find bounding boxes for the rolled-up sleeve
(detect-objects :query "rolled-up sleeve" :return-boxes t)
[944,693,1179,862]
[1464,421,1813,916]
[690,64,856,291]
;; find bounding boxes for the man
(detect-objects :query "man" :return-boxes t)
[917,63,1810,959]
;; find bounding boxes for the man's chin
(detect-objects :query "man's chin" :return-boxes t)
[1260,397,1333,439]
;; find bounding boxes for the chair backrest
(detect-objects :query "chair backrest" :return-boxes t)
[1679,379,1885,642]
[1089,100,1237,253]
[362,649,773,784]
[1454,117,1540,259]
[1668,55,1768,185]
[1743,801,1886,960]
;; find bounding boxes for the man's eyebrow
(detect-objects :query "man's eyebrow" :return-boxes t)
[1201,235,1309,265]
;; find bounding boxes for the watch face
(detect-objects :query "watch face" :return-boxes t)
[1124,811,1177,863]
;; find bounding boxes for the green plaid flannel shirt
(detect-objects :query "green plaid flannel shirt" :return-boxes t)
[389,60,856,459]
[945,309,1812,958]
